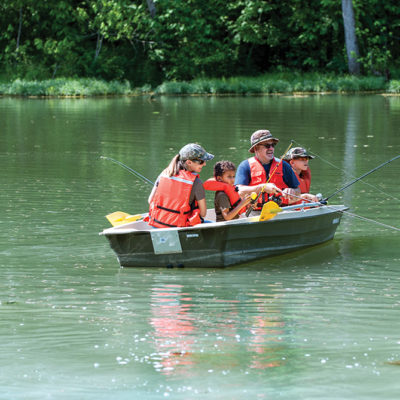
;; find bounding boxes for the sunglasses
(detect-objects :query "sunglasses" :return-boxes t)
[261,143,276,149]
[191,159,205,165]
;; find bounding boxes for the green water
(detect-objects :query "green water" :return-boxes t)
[1,95,400,399]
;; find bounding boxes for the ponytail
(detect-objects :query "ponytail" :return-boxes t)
[162,154,184,177]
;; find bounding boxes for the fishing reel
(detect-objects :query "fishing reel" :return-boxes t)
[316,193,327,205]
[269,194,283,206]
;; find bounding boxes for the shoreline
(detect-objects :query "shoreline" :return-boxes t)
[1,75,399,98]
[1,91,399,99]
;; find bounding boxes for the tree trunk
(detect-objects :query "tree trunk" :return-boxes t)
[16,7,23,52]
[146,0,156,18]
[341,0,360,74]
[94,32,104,62]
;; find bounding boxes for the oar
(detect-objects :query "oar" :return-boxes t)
[106,211,144,227]
[323,154,400,203]
[245,142,293,217]
[259,201,282,221]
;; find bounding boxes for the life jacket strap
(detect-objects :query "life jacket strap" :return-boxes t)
[157,205,191,215]
[153,218,178,228]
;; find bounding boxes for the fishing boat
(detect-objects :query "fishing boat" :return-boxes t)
[100,203,348,268]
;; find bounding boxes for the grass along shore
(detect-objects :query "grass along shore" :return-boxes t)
[1,73,400,97]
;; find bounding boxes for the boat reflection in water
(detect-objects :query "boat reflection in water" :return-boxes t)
[247,293,286,369]
[148,283,288,376]
[150,284,196,375]
[100,204,348,268]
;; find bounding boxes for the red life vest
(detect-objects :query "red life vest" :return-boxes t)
[203,178,246,214]
[295,167,311,193]
[149,170,202,228]
[287,167,312,206]
[248,157,289,209]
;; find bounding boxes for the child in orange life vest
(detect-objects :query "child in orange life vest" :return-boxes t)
[204,161,252,222]
[283,147,319,203]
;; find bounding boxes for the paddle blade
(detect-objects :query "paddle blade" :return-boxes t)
[106,211,143,226]
[259,201,282,222]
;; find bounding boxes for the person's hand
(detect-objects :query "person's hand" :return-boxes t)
[300,193,319,203]
[241,193,252,206]
[282,188,299,204]
[263,183,281,195]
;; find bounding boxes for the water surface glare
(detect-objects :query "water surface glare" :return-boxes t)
[1,95,399,399]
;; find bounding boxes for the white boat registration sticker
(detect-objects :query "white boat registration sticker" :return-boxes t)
[150,230,183,254]
[186,233,199,238]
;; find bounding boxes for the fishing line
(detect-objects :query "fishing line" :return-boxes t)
[324,154,400,202]
[291,139,400,203]
[276,198,400,232]
[100,156,155,186]
[340,210,400,232]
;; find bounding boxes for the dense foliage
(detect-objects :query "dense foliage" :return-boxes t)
[1,1,400,85]
[2,74,398,97]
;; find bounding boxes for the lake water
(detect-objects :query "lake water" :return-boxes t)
[1,94,400,399]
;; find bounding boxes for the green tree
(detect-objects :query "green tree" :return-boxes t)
[355,0,400,78]
[1,0,400,83]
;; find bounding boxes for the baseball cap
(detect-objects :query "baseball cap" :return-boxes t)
[179,143,214,161]
[284,147,315,160]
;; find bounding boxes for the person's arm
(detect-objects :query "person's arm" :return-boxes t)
[238,182,281,197]
[192,178,207,217]
[220,194,252,221]
[197,198,207,218]
[282,161,300,189]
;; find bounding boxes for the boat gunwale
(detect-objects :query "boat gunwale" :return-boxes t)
[99,204,348,236]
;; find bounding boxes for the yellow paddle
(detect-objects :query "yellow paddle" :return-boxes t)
[259,201,282,222]
[106,211,143,226]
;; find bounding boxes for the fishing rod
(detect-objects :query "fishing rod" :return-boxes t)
[100,156,155,186]
[291,139,400,203]
[323,154,400,203]
[245,141,293,217]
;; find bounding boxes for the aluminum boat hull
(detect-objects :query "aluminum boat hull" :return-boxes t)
[100,205,347,268]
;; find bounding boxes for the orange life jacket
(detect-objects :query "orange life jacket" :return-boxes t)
[295,167,311,193]
[203,178,246,214]
[287,168,312,206]
[149,170,202,228]
[248,157,289,209]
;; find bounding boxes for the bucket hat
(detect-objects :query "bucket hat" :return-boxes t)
[249,130,279,153]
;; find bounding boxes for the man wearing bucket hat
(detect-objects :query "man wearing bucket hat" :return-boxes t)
[148,143,214,228]
[235,130,301,209]
[283,147,319,202]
